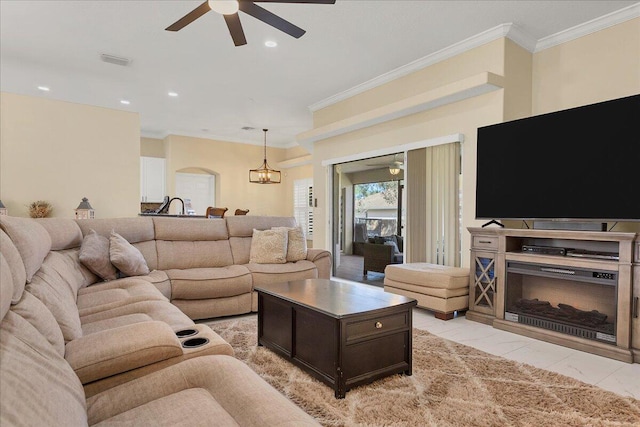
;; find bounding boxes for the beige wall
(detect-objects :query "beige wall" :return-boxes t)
[310,19,640,266]
[310,40,507,267]
[141,137,165,158]
[533,18,639,115]
[0,92,140,218]
[163,134,296,216]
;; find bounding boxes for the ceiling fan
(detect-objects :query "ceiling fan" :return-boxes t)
[166,0,336,47]
[366,154,404,175]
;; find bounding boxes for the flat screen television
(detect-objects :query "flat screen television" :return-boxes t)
[475,94,640,223]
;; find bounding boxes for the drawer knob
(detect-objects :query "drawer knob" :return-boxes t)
[375,321,383,329]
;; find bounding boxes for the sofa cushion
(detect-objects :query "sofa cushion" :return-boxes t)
[153,217,229,241]
[226,216,297,237]
[272,226,308,262]
[79,229,118,281]
[110,231,150,277]
[90,388,239,426]
[0,230,27,304]
[135,270,171,299]
[26,252,85,343]
[0,311,87,426]
[249,229,288,264]
[11,291,65,357]
[79,300,193,332]
[81,313,155,336]
[0,254,12,320]
[156,240,234,270]
[36,218,84,250]
[77,278,167,317]
[85,356,319,426]
[168,266,252,300]
[0,215,51,283]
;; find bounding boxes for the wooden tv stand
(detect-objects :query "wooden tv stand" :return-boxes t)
[467,227,639,363]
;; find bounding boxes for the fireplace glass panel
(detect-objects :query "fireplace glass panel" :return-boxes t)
[505,261,617,344]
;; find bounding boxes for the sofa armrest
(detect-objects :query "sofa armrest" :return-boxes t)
[65,321,184,384]
[305,248,330,262]
[306,248,332,279]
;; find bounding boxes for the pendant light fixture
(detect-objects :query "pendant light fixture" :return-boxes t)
[249,129,281,184]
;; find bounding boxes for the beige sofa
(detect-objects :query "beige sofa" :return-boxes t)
[0,215,327,426]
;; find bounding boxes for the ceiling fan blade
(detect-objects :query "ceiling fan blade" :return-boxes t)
[224,13,248,46]
[166,1,212,31]
[239,1,305,38]
[253,0,335,3]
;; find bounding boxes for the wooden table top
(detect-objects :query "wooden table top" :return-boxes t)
[255,279,416,318]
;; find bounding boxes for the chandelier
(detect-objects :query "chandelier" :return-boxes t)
[249,129,281,184]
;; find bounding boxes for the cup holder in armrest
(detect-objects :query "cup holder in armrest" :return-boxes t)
[182,337,209,348]
[175,329,198,338]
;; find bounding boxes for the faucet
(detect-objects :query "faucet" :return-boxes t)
[167,197,185,215]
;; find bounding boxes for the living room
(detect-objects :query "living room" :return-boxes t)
[1,1,639,425]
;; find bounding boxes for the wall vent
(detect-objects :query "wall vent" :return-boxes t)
[100,54,131,66]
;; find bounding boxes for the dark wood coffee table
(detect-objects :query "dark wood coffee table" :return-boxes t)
[255,279,417,398]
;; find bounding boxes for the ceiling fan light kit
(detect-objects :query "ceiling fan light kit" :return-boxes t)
[166,0,336,47]
[208,0,239,15]
[250,129,281,184]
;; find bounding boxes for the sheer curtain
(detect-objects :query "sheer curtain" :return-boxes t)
[406,142,461,266]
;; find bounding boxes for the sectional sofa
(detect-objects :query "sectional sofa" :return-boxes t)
[0,214,330,426]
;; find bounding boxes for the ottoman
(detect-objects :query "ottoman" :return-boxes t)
[384,263,469,320]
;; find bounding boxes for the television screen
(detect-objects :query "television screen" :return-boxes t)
[475,94,640,222]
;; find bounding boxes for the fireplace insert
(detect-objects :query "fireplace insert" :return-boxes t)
[505,261,617,344]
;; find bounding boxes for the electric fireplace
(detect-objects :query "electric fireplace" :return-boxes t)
[505,261,617,344]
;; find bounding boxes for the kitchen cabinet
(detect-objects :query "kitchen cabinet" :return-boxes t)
[140,157,166,203]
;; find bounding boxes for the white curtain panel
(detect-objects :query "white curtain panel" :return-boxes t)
[407,142,461,266]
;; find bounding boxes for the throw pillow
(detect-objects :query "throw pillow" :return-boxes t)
[249,229,288,264]
[272,226,307,262]
[79,229,117,281]
[109,231,150,277]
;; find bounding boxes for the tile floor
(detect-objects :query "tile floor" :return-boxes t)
[332,277,640,400]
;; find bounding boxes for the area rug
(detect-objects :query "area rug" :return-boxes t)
[206,317,640,427]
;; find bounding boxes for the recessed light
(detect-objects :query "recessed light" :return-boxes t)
[120,100,131,105]
[168,92,178,97]
[37,86,50,92]
[265,40,277,48]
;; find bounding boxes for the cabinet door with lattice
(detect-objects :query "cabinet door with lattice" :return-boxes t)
[470,250,497,315]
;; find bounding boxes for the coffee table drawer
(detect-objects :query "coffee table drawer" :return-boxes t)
[346,311,409,342]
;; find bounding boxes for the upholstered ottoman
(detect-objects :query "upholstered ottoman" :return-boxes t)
[384,263,469,320]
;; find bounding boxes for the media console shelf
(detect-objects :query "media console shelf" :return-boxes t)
[467,227,638,363]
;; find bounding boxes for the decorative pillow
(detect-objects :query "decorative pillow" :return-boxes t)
[109,231,150,276]
[272,226,307,262]
[392,235,404,253]
[79,229,117,281]
[249,229,288,264]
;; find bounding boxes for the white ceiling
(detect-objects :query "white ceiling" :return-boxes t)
[1,1,637,148]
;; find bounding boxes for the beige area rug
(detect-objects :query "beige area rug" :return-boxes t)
[207,317,640,427]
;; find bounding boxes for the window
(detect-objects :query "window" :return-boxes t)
[294,178,313,239]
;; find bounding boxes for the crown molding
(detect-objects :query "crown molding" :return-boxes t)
[309,24,533,113]
[309,4,639,112]
[139,130,295,149]
[535,3,640,52]
[299,72,503,145]
[277,155,313,169]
